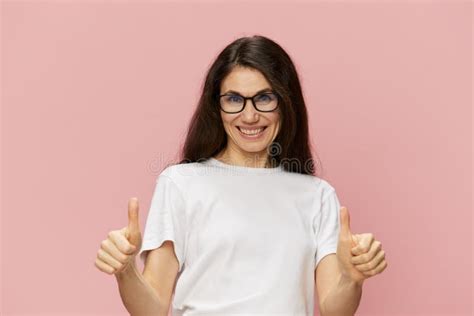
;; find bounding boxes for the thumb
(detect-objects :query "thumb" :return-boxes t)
[339,206,352,237]
[127,197,141,245]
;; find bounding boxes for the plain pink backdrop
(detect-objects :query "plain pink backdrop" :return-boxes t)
[1,1,472,315]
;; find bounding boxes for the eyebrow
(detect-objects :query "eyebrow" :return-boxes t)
[223,88,273,96]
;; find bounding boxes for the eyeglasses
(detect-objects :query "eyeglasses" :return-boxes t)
[219,91,279,114]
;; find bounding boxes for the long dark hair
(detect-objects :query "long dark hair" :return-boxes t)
[175,34,321,176]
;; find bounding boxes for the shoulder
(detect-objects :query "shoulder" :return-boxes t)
[303,174,337,202]
[282,171,336,196]
[314,177,337,201]
[156,161,207,186]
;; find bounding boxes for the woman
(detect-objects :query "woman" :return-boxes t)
[94,35,388,316]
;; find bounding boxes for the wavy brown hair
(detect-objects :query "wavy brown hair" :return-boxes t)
[175,35,321,176]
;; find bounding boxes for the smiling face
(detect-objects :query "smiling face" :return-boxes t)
[217,66,281,166]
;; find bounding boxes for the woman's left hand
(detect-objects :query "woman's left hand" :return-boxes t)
[336,206,388,285]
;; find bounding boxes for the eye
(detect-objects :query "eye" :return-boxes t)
[255,93,276,103]
[255,94,270,102]
[226,95,242,103]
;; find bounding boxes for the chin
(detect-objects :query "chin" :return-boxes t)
[239,145,267,153]
[235,141,271,153]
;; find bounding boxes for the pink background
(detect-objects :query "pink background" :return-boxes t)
[1,1,472,315]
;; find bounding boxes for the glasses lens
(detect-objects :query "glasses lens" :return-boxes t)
[254,93,278,111]
[220,95,244,113]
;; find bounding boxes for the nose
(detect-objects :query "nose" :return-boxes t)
[240,99,259,122]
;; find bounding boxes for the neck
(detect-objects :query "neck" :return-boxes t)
[215,148,270,168]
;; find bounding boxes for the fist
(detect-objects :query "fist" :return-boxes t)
[336,206,388,285]
[94,197,142,275]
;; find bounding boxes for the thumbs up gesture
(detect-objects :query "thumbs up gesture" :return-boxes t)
[336,206,388,285]
[94,198,143,275]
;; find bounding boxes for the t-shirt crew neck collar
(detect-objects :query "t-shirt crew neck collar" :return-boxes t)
[206,157,284,174]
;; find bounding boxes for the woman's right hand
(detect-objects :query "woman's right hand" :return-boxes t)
[94,197,143,275]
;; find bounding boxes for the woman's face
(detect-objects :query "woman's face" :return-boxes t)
[219,66,281,161]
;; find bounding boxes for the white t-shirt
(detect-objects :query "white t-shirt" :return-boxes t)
[138,157,342,316]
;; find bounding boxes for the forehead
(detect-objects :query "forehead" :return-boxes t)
[220,66,272,95]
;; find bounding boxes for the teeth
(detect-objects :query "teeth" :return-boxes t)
[239,127,264,135]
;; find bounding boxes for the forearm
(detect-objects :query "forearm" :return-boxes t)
[320,273,363,316]
[115,259,168,316]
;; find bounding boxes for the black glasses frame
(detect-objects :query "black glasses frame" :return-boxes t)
[218,92,279,114]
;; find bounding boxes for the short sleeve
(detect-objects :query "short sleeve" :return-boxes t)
[314,189,341,269]
[138,174,187,272]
